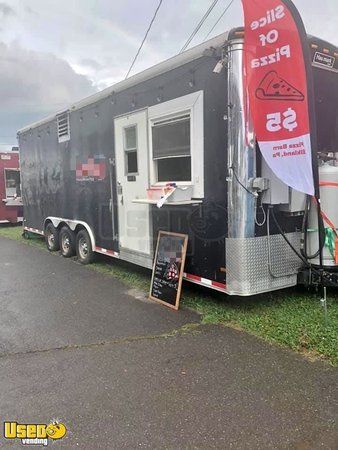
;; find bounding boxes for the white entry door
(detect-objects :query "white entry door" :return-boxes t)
[114,110,151,256]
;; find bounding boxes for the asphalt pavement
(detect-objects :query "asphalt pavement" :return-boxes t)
[0,236,337,449]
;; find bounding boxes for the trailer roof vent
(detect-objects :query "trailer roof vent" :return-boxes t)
[57,112,70,143]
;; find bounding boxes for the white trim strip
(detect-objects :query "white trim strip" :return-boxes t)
[95,246,120,258]
[183,272,227,292]
[21,226,226,293]
[24,226,44,236]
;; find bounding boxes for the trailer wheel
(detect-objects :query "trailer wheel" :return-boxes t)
[76,229,94,264]
[45,223,60,252]
[59,226,76,258]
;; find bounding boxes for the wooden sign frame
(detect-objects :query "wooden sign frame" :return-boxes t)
[149,231,188,311]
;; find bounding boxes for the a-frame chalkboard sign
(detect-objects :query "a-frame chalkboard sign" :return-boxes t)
[149,231,188,310]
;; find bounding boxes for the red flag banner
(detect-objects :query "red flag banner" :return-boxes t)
[241,0,315,195]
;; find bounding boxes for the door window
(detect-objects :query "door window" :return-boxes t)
[124,125,138,175]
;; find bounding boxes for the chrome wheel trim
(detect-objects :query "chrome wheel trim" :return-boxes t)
[61,234,70,253]
[78,237,88,260]
[47,231,55,248]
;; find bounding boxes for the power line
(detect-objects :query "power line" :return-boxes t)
[180,0,220,53]
[125,0,164,79]
[203,0,235,41]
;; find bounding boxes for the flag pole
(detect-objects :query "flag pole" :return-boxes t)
[282,0,325,298]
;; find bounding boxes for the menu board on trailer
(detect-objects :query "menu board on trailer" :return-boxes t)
[149,231,188,310]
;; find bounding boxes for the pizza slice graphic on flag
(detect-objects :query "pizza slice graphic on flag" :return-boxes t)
[255,71,304,101]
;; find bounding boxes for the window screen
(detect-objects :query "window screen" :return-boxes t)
[152,115,190,159]
[152,114,192,183]
[157,157,191,182]
[124,125,138,175]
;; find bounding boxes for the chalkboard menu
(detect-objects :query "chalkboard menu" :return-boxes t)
[149,231,188,310]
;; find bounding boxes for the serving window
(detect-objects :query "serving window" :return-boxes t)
[152,114,191,182]
[5,169,21,198]
[148,91,204,198]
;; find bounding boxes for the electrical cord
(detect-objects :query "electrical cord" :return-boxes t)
[255,196,266,227]
[270,207,338,288]
[229,166,257,197]
[228,146,336,286]
[230,165,266,225]
[267,207,296,278]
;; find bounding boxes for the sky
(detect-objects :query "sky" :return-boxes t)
[0,0,337,148]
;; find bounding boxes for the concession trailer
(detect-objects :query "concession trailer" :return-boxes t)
[17,28,338,296]
[0,149,22,224]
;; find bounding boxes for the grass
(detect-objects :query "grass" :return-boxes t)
[1,225,337,366]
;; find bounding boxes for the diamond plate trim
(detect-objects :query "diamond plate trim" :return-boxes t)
[225,233,301,296]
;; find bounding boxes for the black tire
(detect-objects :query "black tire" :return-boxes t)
[45,223,60,251]
[59,226,76,258]
[76,229,94,264]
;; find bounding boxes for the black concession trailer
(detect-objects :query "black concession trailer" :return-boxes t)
[18,29,338,296]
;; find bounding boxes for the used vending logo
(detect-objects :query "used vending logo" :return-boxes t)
[4,420,67,446]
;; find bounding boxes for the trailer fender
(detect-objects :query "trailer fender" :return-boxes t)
[44,217,96,250]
